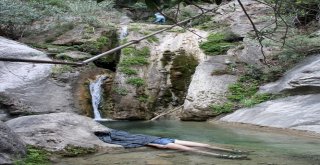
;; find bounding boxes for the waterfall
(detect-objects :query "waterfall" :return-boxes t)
[89,75,109,121]
[119,25,128,40]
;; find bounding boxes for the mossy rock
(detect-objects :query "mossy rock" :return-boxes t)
[170,51,198,104]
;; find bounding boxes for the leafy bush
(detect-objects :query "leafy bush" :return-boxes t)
[0,0,42,38]
[210,102,234,114]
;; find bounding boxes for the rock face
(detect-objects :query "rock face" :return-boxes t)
[260,55,320,94]
[221,94,320,134]
[0,37,78,120]
[221,54,320,134]
[181,56,237,121]
[0,121,26,164]
[0,37,52,92]
[5,113,120,151]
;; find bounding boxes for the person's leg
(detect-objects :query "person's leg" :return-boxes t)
[174,140,236,153]
[147,143,247,159]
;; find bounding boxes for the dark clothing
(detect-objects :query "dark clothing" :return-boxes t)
[95,130,161,148]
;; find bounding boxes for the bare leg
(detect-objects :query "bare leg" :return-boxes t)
[174,140,236,153]
[146,143,248,159]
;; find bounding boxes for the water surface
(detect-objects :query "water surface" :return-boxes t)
[58,120,320,165]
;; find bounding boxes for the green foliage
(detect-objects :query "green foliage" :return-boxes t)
[60,145,97,157]
[126,77,145,87]
[210,102,234,114]
[137,94,149,102]
[210,64,279,115]
[114,87,129,96]
[200,32,241,56]
[147,36,160,43]
[120,56,149,66]
[119,67,138,75]
[0,0,59,38]
[15,146,50,165]
[120,47,150,66]
[80,36,110,54]
[241,93,275,107]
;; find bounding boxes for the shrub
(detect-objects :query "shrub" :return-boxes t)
[0,0,42,38]
[15,145,50,165]
[210,102,234,114]
[200,32,242,56]
[119,67,138,75]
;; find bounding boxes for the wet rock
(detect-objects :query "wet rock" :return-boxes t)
[5,113,120,151]
[221,94,320,134]
[0,121,26,164]
[260,54,320,94]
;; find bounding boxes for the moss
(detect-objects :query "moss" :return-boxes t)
[79,36,110,55]
[120,56,149,66]
[157,88,173,108]
[161,50,174,66]
[59,145,97,157]
[113,87,129,96]
[51,65,73,77]
[137,94,149,103]
[126,77,145,87]
[170,50,198,104]
[119,67,138,75]
[200,32,242,56]
[15,145,50,165]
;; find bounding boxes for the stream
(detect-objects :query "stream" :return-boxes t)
[58,120,320,165]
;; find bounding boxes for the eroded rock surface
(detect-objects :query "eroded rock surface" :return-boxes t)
[181,56,237,121]
[6,113,120,151]
[260,54,320,94]
[0,37,79,119]
[221,94,320,134]
[0,121,26,164]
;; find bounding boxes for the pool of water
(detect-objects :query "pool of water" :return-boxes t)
[57,120,320,165]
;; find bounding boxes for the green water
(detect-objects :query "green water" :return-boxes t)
[58,120,320,165]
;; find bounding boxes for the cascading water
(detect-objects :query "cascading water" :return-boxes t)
[119,25,128,40]
[89,75,107,120]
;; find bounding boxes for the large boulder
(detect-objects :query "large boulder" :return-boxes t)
[220,94,320,134]
[260,54,320,94]
[181,55,237,121]
[0,37,77,119]
[5,113,120,151]
[0,121,26,164]
[0,37,52,92]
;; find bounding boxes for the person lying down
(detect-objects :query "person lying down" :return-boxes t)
[95,129,248,159]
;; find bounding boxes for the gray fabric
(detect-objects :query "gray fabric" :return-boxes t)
[95,130,161,148]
